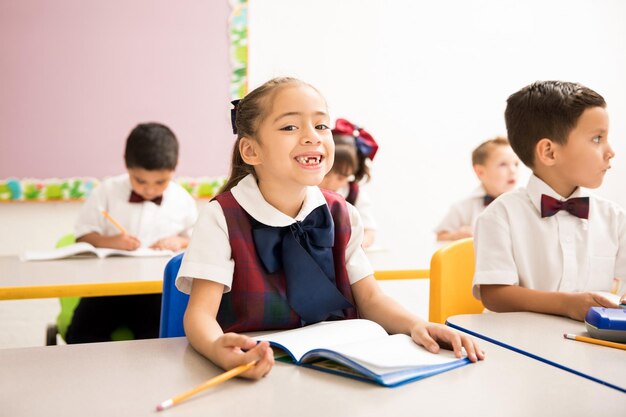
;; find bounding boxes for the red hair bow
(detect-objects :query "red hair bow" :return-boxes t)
[332,118,379,161]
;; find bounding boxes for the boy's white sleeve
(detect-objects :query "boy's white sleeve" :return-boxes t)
[614,206,626,295]
[74,185,108,239]
[472,207,520,299]
[434,202,465,233]
[345,203,375,284]
[176,201,234,294]
[179,194,199,237]
[353,187,377,230]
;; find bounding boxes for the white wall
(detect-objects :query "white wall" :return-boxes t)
[248,0,626,257]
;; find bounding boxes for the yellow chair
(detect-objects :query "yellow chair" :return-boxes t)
[429,238,483,324]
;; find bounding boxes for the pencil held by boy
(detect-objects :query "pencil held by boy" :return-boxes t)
[319,118,379,248]
[75,122,198,252]
[67,123,198,343]
[436,137,519,241]
[177,77,484,380]
[473,81,626,321]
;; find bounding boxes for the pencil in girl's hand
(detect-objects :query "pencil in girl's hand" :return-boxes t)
[101,210,128,235]
[156,361,257,411]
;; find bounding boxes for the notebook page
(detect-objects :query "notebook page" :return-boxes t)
[329,333,464,370]
[256,319,388,362]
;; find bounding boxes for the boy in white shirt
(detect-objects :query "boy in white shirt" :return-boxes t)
[66,122,198,343]
[473,81,626,321]
[436,137,519,241]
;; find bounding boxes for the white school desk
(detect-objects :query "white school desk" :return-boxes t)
[1,337,624,417]
[0,255,168,300]
[446,312,626,393]
[0,255,426,300]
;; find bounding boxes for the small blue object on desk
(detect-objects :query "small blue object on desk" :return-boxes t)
[585,307,626,343]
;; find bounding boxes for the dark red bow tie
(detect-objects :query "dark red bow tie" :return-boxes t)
[540,194,589,219]
[483,195,496,206]
[129,190,163,206]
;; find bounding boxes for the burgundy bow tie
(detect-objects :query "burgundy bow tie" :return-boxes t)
[129,190,163,206]
[483,195,496,206]
[540,194,589,219]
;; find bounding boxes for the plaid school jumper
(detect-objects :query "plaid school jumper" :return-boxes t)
[346,182,359,205]
[214,190,358,333]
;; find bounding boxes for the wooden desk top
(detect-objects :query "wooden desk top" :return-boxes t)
[447,312,626,393]
[1,336,624,417]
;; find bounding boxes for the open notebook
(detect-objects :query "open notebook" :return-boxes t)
[20,242,174,261]
[256,319,470,387]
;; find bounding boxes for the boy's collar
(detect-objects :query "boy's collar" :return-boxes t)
[526,174,588,215]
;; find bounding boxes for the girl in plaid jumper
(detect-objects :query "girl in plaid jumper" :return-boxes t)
[177,78,484,379]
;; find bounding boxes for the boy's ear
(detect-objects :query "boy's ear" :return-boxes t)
[239,137,261,166]
[473,164,485,179]
[535,138,557,166]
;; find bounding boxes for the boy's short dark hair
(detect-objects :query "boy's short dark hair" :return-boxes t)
[472,136,509,166]
[504,81,606,168]
[124,123,179,170]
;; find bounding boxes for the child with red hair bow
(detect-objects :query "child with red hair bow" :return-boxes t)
[320,118,379,248]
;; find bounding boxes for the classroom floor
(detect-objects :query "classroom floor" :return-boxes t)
[0,299,63,348]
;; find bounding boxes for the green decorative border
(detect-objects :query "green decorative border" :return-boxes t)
[230,0,248,99]
[3,1,247,202]
[0,177,226,202]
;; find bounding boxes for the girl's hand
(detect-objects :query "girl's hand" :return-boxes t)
[410,322,484,363]
[150,235,188,251]
[209,333,275,380]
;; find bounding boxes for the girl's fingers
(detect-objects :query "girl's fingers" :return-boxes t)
[242,342,274,379]
[414,327,440,353]
[447,332,464,359]
[220,333,257,351]
[459,334,478,362]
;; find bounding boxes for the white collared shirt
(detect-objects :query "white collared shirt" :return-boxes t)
[434,186,488,234]
[177,174,374,294]
[335,183,377,230]
[74,174,198,247]
[473,174,626,299]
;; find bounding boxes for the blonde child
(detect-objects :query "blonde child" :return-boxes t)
[67,123,198,343]
[473,81,626,321]
[319,118,378,248]
[436,137,519,241]
[177,77,483,379]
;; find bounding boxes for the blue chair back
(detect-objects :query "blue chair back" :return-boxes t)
[159,253,190,338]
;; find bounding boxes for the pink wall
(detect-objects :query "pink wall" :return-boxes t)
[0,0,232,178]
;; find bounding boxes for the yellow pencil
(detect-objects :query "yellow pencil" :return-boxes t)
[156,361,257,411]
[101,210,128,235]
[563,333,626,351]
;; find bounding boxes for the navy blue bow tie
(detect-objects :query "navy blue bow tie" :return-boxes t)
[540,194,589,219]
[129,190,162,205]
[251,205,353,324]
[483,195,496,206]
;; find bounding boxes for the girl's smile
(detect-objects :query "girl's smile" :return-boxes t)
[294,152,325,169]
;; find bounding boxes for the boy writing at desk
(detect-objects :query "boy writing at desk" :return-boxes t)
[473,81,626,321]
[66,122,198,343]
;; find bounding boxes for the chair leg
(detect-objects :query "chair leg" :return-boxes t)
[46,324,58,346]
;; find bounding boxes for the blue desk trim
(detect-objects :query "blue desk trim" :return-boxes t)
[446,320,626,394]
